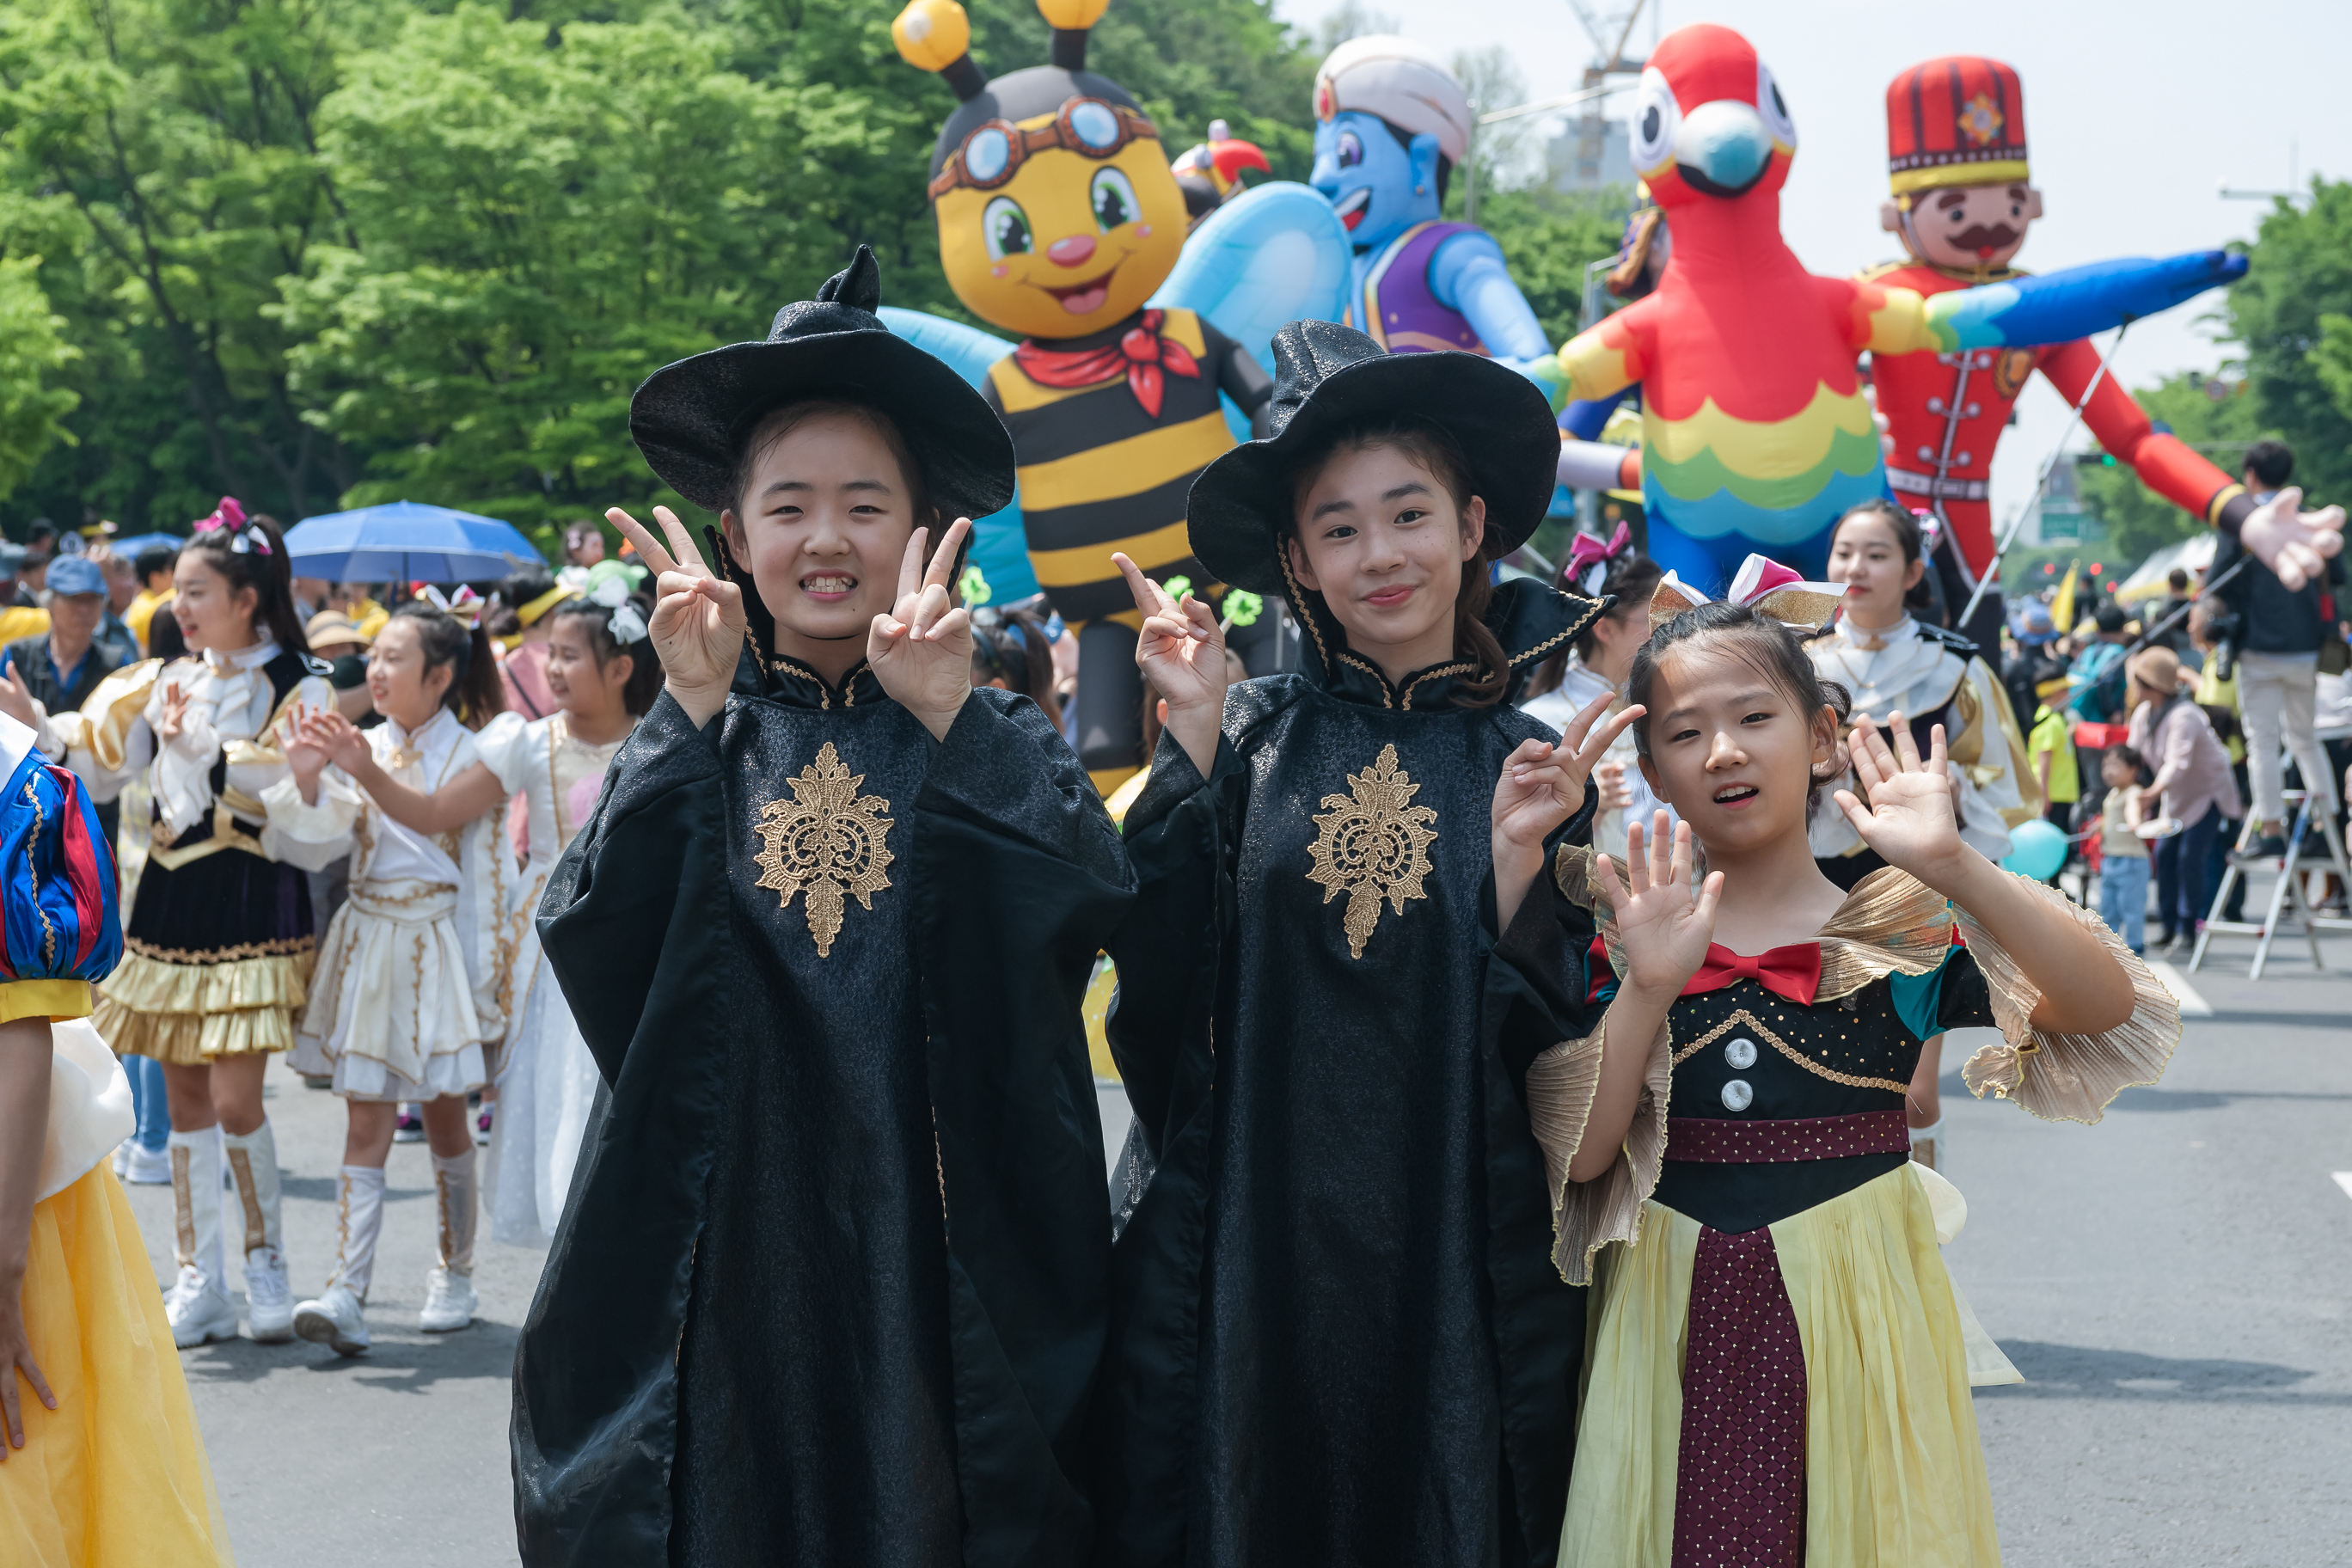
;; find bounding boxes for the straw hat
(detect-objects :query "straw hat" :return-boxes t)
[2126,644,2184,699]
[305,610,373,650]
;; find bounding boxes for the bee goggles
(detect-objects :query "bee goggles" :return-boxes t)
[928,98,1160,199]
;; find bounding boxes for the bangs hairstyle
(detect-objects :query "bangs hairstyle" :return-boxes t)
[1627,600,1853,806]
[550,595,664,717]
[387,601,505,728]
[180,514,308,654]
[727,395,936,528]
[1525,548,1664,700]
[1827,499,1936,616]
[1283,417,1507,707]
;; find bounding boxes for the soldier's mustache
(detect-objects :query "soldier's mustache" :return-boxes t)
[1948,224,2020,253]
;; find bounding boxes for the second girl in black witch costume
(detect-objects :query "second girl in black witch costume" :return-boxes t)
[1094,320,1630,1568]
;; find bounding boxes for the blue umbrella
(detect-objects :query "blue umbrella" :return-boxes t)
[283,500,544,584]
[104,531,187,559]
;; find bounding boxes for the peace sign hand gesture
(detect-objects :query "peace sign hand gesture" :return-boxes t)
[1832,711,1968,886]
[868,518,976,742]
[606,505,745,729]
[1115,552,1225,778]
[1491,690,1645,861]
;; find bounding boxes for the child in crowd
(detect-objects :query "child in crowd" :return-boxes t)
[2099,744,2153,955]
[512,249,1132,1565]
[263,601,514,1352]
[1522,524,1669,860]
[1532,573,2176,1563]
[1098,321,1625,1566]
[341,581,657,1247]
[43,502,334,1349]
[0,707,236,1565]
[1808,499,2035,1170]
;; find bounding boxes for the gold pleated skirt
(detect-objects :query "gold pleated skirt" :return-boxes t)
[94,941,313,1064]
[1559,1165,2004,1566]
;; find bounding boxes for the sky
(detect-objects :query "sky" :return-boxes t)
[1270,0,2352,534]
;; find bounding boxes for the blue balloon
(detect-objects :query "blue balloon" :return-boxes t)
[2000,818,2068,881]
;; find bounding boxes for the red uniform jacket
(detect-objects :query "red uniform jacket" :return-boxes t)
[1865,260,2252,579]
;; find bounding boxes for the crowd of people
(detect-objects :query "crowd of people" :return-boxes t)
[5,248,2343,1568]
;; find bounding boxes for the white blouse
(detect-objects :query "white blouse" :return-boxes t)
[1521,658,1674,862]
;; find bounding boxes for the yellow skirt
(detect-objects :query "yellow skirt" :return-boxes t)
[94,944,311,1064]
[1559,1165,2002,1567]
[0,1164,234,1566]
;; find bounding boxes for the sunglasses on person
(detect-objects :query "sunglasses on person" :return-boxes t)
[928,97,1160,199]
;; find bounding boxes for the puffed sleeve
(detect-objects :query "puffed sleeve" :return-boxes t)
[0,732,124,1021]
[470,709,537,796]
[1956,872,2181,1123]
[258,768,365,872]
[42,657,162,805]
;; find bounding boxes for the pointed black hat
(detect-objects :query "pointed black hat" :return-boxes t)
[629,245,1015,520]
[1184,320,1561,597]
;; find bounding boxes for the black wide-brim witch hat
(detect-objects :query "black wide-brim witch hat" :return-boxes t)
[629,245,1015,522]
[1186,319,1561,597]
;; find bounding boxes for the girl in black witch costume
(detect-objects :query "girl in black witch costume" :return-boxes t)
[1095,319,1631,1568]
[1530,578,2177,1564]
[510,248,1134,1568]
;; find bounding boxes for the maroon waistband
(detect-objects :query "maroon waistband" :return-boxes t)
[1664,1109,1911,1164]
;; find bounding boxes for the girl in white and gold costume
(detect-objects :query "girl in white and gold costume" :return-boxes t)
[1807,500,2039,1168]
[262,601,514,1353]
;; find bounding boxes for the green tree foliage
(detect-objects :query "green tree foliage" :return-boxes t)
[0,0,1317,548]
[0,256,77,500]
[2233,179,2352,506]
[2075,371,2260,564]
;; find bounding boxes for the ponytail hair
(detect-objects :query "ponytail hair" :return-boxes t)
[389,601,505,728]
[549,593,663,717]
[181,505,309,654]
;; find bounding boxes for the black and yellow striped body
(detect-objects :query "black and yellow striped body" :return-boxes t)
[984,307,1236,628]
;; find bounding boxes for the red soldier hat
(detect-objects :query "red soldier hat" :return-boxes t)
[1886,55,2028,200]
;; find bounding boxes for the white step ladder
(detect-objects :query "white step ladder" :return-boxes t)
[2190,787,2352,978]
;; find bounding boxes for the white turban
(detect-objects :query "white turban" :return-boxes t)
[1313,34,1472,166]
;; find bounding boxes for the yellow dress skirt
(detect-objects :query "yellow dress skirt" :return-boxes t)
[0,1163,234,1565]
[1559,1165,2006,1567]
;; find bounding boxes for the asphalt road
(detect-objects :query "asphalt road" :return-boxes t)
[125,907,2352,1565]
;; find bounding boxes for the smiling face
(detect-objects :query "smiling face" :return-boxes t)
[1824,511,1924,628]
[1310,109,1440,255]
[1286,438,1484,680]
[1637,634,1841,857]
[170,554,261,653]
[934,125,1186,340]
[722,406,932,671]
[544,610,633,726]
[1883,181,2042,270]
[365,617,453,733]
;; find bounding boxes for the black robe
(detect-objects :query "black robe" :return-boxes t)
[511,660,1135,1568]
[1096,579,1606,1568]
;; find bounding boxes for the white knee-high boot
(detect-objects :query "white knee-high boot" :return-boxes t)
[324,1165,388,1302]
[164,1128,236,1346]
[224,1119,293,1340]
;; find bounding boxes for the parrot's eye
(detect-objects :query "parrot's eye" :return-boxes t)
[1091,167,1140,231]
[1628,69,1679,173]
[1338,130,1363,168]
[983,196,1033,260]
[1755,60,1798,149]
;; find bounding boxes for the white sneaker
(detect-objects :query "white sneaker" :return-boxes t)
[112,1142,128,1178]
[242,1246,296,1343]
[292,1283,371,1357]
[419,1267,477,1334]
[121,1142,174,1185]
[163,1265,238,1349]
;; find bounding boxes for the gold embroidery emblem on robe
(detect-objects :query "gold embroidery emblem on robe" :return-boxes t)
[753,742,895,958]
[1306,743,1438,959]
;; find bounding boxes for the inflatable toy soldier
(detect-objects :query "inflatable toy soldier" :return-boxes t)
[894,0,1274,791]
[1867,56,2258,649]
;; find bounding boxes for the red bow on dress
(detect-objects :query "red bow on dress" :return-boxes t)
[1014,308,1200,420]
[1681,943,1822,1006]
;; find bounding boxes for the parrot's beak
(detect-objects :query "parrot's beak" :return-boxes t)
[1675,100,1773,198]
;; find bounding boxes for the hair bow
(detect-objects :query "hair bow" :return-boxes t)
[193,496,271,554]
[1563,521,1632,597]
[587,573,648,644]
[414,584,484,625]
[1647,554,1847,632]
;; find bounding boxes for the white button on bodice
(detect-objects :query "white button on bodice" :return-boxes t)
[1724,1037,1758,1070]
[1721,1079,1754,1112]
